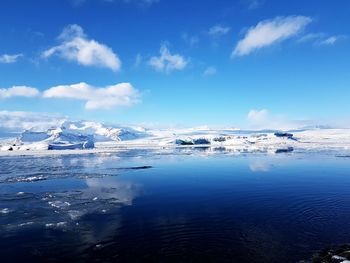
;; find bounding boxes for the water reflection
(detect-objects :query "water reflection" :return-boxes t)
[83,178,141,206]
[249,160,273,172]
[1,149,350,263]
[0,176,142,234]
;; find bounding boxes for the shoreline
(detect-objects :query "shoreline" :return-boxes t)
[0,143,349,157]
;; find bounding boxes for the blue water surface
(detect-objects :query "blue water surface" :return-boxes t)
[0,149,350,262]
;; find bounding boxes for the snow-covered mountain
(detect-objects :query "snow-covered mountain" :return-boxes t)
[0,119,349,153]
[0,120,149,151]
[60,121,147,142]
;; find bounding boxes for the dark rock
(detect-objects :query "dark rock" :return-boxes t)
[274,132,293,138]
[175,139,194,145]
[275,147,294,153]
[128,166,152,170]
[193,138,210,145]
[213,137,226,142]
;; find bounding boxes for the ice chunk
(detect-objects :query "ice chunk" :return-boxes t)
[0,208,10,214]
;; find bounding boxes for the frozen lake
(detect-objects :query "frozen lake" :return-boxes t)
[1,149,350,262]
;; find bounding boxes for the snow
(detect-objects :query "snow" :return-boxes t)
[0,119,350,155]
[332,255,350,263]
[1,145,14,151]
[0,120,148,152]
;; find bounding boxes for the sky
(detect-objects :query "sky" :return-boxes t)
[0,0,349,129]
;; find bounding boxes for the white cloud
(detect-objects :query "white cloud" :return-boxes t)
[182,33,199,46]
[247,109,269,123]
[42,24,121,72]
[203,66,217,76]
[319,36,338,45]
[298,32,326,43]
[0,54,23,64]
[43,82,140,110]
[247,109,311,130]
[298,33,345,46]
[0,81,140,111]
[247,109,293,129]
[233,16,312,57]
[134,53,142,67]
[0,86,40,99]
[148,44,188,73]
[208,25,231,37]
[0,111,65,133]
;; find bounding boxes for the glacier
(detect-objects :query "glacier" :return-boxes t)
[0,119,350,154]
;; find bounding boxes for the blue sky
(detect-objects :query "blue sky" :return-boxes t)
[0,0,349,128]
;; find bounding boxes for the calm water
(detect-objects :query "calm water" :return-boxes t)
[0,149,350,262]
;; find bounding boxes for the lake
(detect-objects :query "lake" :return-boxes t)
[1,149,350,262]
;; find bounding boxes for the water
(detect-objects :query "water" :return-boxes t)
[0,149,350,262]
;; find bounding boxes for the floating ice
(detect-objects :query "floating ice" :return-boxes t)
[48,201,71,209]
[0,208,10,214]
[45,222,67,229]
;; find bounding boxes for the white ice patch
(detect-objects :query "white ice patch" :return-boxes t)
[68,210,85,220]
[0,208,10,214]
[332,255,350,263]
[48,201,71,209]
[18,222,34,227]
[15,175,47,182]
[45,222,67,229]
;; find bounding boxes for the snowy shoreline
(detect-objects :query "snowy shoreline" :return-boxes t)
[1,120,349,156]
[0,139,350,157]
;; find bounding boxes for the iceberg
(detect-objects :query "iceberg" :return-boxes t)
[0,118,349,154]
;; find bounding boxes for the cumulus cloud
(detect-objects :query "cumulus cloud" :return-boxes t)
[0,86,40,99]
[0,111,65,133]
[42,24,121,72]
[43,82,140,110]
[233,16,312,57]
[203,66,217,76]
[247,109,269,123]
[0,81,140,110]
[148,44,188,73]
[0,54,23,63]
[208,25,231,37]
[247,109,295,130]
[247,109,312,130]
